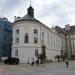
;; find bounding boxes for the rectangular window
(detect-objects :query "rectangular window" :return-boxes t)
[16,29,19,34]
[34,29,38,34]
[15,49,18,56]
[34,38,38,43]
[42,40,44,45]
[47,34,49,46]
[16,38,19,43]
[42,32,44,36]
[35,49,38,56]
[24,33,29,43]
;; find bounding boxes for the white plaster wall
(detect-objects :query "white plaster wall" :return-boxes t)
[12,47,41,63]
[46,49,60,60]
[12,22,41,47]
[12,21,65,63]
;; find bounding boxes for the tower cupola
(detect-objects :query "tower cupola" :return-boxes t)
[27,5,34,17]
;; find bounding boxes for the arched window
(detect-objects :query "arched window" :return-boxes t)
[35,49,38,56]
[24,33,29,43]
[15,49,18,56]
[42,32,44,37]
[16,29,19,34]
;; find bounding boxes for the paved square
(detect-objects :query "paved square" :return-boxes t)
[0,61,75,75]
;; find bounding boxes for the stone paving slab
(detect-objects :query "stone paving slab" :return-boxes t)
[0,61,75,75]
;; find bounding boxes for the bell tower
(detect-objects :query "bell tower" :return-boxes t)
[27,4,34,17]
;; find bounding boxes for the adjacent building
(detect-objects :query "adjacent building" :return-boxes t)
[0,17,12,58]
[64,25,75,58]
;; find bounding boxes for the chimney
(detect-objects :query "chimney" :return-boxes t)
[65,24,70,31]
[14,16,21,21]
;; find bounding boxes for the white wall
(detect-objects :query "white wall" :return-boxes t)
[12,21,65,63]
[12,47,41,63]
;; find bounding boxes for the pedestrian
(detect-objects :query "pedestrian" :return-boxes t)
[36,59,39,67]
[66,60,69,67]
[31,58,34,66]
[50,59,52,63]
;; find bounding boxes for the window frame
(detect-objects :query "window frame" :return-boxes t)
[34,29,38,34]
[24,33,29,43]
[34,38,38,43]
[16,29,19,34]
[35,49,38,56]
[15,49,18,56]
[15,38,19,44]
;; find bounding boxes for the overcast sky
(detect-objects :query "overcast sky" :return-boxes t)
[0,0,75,27]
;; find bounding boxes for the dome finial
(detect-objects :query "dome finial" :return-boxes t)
[30,0,32,7]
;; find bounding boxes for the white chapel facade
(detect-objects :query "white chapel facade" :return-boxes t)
[12,5,66,63]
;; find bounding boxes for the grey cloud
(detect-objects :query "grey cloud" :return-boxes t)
[0,0,28,17]
[0,0,75,27]
[37,0,75,27]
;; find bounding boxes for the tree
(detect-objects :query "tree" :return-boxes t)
[55,55,61,62]
[39,53,43,64]
[38,45,47,64]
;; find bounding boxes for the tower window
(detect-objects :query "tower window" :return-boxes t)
[34,29,38,34]
[34,38,38,43]
[24,33,29,43]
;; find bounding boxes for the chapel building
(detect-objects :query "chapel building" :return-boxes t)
[12,5,75,63]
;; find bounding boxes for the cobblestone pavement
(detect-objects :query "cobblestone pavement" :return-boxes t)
[0,61,75,75]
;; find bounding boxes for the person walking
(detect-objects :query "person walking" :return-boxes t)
[36,59,39,67]
[31,58,34,66]
[66,59,69,67]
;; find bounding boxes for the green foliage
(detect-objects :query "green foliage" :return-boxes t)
[55,55,61,62]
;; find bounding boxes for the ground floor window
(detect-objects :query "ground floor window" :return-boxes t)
[34,38,38,43]
[35,49,38,57]
[15,49,18,56]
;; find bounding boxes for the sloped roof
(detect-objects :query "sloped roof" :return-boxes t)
[64,25,75,34]
[14,14,41,23]
[55,26,65,34]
